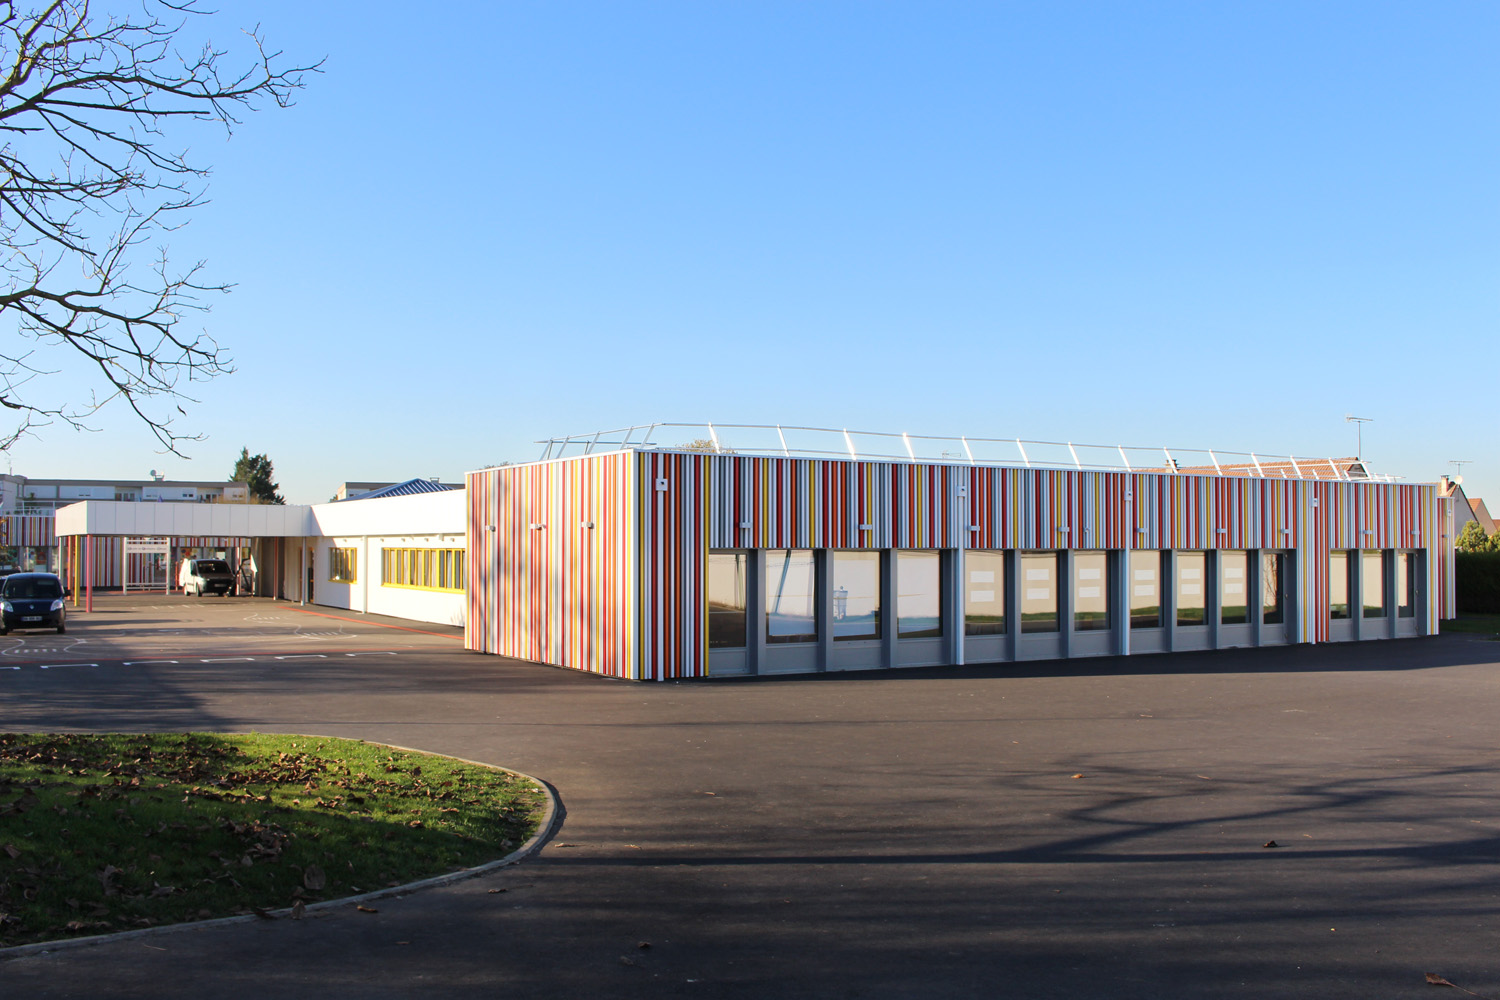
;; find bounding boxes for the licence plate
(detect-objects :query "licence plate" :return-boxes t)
[21,616,42,622]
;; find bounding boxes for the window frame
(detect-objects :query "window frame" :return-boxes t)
[1175,550,1206,627]
[379,546,465,592]
[964,550,1007,637]
[328,546,358,584]
[707,549,748,649]
[1129,550,1163,630]
[1261,551,1286,626]
[1361,550,1387,619]
[1020,550,1060,634]
[1219,550,1249,625]
[832,550,883,642]
[1397,551,1417,619]
[1072,550,1111,632]
[1329,550,1351,620]
[765,548,818,645]
[896,550,943,639]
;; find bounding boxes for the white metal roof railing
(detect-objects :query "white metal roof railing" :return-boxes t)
[536,422,1400,482]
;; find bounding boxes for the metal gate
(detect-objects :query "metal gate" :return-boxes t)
[123,537,170,593]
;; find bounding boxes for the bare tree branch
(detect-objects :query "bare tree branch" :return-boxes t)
[0,0,320,453]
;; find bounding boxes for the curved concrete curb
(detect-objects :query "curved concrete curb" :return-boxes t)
[0,738,561,962]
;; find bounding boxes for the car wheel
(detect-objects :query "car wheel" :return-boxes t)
[56,625,65,634]
[0,628,8,636]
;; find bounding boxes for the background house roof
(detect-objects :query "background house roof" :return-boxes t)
[336,478,460,501]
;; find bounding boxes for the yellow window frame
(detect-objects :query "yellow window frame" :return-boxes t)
[380,546,464,593]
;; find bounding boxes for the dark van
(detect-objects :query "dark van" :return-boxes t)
[0,572,68,634]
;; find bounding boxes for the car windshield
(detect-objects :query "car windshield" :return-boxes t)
[196,561,229,573]
[3,577,62,600]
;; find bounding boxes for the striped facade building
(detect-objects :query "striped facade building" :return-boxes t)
[466,448,1453,681]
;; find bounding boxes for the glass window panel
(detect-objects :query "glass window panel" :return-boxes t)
[1176,551,1205,627]
[1073,551,1110,631]
[964,550,1006,636]
[897,550,942,638]
[1021,552,1059,633]
[708,551,748,649]
[329,547,357,584]
[833,551,882,641]
[1362,550,1386,618]
[1130,551,1162,629]
[766,549,817,644]
[1219,551,1248,625]
[1398,552,1416,618]
[1262,552,1285,625]
[1329,551,1350,619]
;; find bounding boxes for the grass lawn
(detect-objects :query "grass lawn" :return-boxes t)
[0,733,546,948]
[1441,614,1500,637]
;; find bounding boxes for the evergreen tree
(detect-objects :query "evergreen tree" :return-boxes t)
[1456,519,1490,553]
[231,448,286,505]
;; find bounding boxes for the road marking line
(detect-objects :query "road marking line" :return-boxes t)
[201,657,255,663]
[124,660,179,666]
[40,663,98,669]
[275,654,327,660]
[344,651,398,656]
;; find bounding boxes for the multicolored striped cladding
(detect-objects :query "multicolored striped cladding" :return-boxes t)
[1,515,57,547]
[466,453,638,678]
[469,451,1450,680]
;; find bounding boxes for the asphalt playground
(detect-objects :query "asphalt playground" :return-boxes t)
[1,594,1497,998]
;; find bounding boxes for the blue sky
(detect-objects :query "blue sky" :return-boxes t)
[5,1,1495,503]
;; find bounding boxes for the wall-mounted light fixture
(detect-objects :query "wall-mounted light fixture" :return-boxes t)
[581,521,594,529]
[528,522,546,530]
[484,525,497,532]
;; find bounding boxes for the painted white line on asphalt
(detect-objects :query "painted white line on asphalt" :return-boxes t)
[274,654,327,660]
[123,660,179,666]
[201,657,255,663]
[344,651,397,657]
[40,663,98,669]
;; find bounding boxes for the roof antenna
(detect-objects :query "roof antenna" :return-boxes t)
[1343,415,1372,460]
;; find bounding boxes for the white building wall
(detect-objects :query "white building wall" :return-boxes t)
[304,492,467,627]
[364,532,467,626]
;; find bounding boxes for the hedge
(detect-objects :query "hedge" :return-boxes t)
[1455,551,1500,614]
